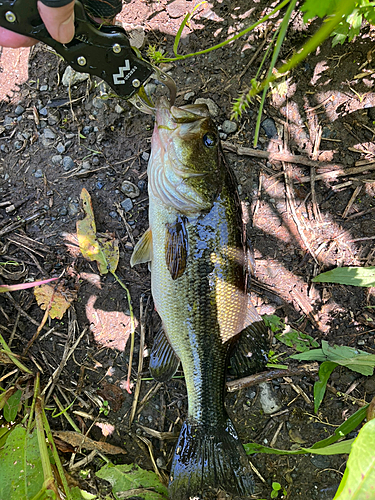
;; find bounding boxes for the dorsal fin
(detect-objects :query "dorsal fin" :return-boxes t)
[149,328,180,382]
[130,228,152,267]
[165,215,189,280]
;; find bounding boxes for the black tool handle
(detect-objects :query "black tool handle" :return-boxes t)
[0,0,153,99]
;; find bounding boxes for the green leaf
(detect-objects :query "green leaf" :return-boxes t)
[292,341,375,377]
[0,425,45,499]
[290,348,327,362]
[333,419,375,499]
[245,438,354,456]
[311,404,368,450]
[301,0,341,21]
[96,464,168,500]
[314,361,338,413]
[276,329,319,352]
[263,315,285,333]
[3,389,22,422]
[312,267,375,287]
[321,341,375,376]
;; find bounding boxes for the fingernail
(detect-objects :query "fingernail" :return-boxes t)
[59,12,75,43]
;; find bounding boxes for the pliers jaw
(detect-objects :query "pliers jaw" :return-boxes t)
[128,65,177,115]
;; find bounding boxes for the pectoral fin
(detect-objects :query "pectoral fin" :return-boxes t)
[228,301,270,377]
[130,228,152,267]
[149,328,180,382]
[165,215,189,280]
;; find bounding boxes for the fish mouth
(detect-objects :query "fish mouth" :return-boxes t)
[155,96,210,127]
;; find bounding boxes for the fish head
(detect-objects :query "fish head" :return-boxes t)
[149,97,223,214]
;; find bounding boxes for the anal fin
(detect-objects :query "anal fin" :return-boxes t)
[228,301,270,378]
[149,328,180,382]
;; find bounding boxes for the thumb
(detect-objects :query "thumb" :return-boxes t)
[37,1,75,44]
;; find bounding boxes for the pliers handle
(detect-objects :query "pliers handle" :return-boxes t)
[0,0,176,111]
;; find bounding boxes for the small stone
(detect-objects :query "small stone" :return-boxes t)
[261,118,278,139]
[121,180,140,198]
[92,156,100,166]
[51,155,63,166]
[184,91,195,101]
[219,132,227,140]
[56,143,65,154]
[14,141,23,150]
[14,105,25,116]
[59,206,68,216]
[141,151,150,161]
[221,120,237,134]
[40,85,48,91]
[82,126,92,136]
[194,97,219,117]
[92,97,105,109]
[22,131,31,140]
[127,25,145,49]
[39,107,48,117]
[34,169,43,178]
[310,455,331,469]
[62,66,89,86]
[109,211,118,219]
[68,202,79,216]
[156,457,166,468]
[82,160,91,170]
[115,104,124,114]
[47,111,60,126]
[43,128,56,140]
[121,198,133,212]
[137,180,147,192]
[357,339,366,345]
[258,382,281,414]
[63,156,75,171]
[4,115,16,130]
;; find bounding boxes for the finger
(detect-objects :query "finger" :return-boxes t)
[37,1,75,44]
[0,27,37,48]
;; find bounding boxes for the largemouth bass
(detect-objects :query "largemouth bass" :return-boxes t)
[131,97,269,499]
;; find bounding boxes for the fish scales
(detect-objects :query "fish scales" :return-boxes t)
[131,97,269,499]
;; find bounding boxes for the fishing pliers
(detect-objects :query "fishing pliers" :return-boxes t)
[0,0,176,113]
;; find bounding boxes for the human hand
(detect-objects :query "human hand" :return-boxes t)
[0,0,75,48]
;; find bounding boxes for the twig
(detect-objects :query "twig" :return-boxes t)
[283,376,312,405]
[226,363,319,392]
[111,271,136,394]
[43,325,88,403]
[311,125,322,222]
[297,162,375,183]
[222,141,345,169]
[283,161,318,263]
[129,295,148,427]
[342,185,363,218]
[270,421,284,448]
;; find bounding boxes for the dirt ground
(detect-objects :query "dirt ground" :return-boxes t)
[1,1,375,499]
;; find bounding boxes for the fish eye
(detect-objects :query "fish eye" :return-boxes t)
[203,133,217,148]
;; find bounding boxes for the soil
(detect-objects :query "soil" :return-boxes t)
[1,1,375,499]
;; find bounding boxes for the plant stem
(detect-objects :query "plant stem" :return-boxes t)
[163,0,292,62]
[111,271,136,394]
[0,332,32,374]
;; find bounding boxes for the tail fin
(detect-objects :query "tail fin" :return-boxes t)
[168,418,254,500]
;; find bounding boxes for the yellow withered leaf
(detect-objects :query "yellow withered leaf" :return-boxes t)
[77,188,119,274]
[34,282,77,320]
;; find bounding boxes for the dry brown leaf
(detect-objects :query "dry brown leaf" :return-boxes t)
[34,282,77,320]
[52,431,126,455]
